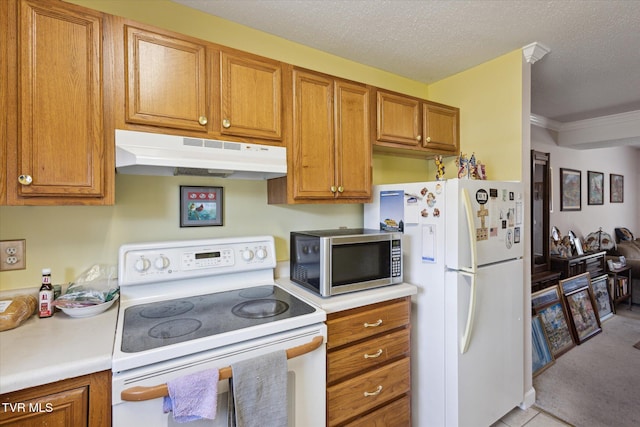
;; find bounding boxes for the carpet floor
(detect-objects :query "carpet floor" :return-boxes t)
[534,308,640,427]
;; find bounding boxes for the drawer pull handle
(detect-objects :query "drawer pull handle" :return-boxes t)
[363,319,383,328]
[364,349,383,359]
[363,385,383,397]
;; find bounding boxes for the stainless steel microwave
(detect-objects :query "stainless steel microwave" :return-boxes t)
[290,228,402,297]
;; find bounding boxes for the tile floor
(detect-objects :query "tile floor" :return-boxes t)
[492,406,572,427]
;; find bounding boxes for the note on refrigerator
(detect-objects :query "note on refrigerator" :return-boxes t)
[422,224,436,262]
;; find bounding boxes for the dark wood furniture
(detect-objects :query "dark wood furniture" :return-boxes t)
[531,150,551,274]
[551,251,607,281]
[607,265,632,312]
[531,270,562,293]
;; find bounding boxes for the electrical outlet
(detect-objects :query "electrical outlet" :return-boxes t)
[0,240,26,271]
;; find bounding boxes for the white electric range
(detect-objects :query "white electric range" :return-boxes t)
[111,236,327,427]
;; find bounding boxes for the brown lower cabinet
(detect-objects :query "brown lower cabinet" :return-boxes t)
[326,297,411,426]
[0,371,111,427]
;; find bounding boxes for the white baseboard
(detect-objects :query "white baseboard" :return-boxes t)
[520,387,537,409]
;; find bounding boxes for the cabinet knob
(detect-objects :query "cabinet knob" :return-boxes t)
[416,135,422,142]
[330,186,337,193]
[18,175,33,185]
[426,136,431,143]
[337,186,344,193]
[198,116,208,126]
[222,119,231,128]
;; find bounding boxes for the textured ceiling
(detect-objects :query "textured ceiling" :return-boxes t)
[172,0,640,125]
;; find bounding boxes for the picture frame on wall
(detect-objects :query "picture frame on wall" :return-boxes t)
[560,168,581,211]
[610,174,624,203]
[534,300,575,357]
[180,186,224,227]
[587,171,604,205]
[564,286,602,344]
[532,315,555,377]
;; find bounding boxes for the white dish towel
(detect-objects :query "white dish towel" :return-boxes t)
[228,350,288,427]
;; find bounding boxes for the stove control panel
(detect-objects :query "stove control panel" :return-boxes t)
[182,248,234,270]
[119,236,277,286]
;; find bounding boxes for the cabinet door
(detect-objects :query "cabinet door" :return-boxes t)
[0,386,88,426]
[15,0,105,200]
[291,69,336,200]
[125,25,209,132]
[422,102,459,153]
[0,371,111,426]
[375,91,421,146]
[334,80,371,200]
[220,50,282,141]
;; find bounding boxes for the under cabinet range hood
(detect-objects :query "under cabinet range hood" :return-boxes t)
[115,130,286,180]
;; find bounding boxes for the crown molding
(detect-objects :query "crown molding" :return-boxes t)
[522,42,551,64]
[530,114,561,131]
[531,110,640,148]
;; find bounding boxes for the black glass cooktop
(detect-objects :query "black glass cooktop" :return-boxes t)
[121,285,316,353]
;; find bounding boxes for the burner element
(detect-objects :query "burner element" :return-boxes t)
[232,299,289,319]
[239,286,275,299]
[140,301,194,319]
[148,318,202,339]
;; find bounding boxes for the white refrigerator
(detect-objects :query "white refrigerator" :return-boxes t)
[364,179,525,427]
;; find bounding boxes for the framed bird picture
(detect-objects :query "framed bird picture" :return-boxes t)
[180,186,224,227]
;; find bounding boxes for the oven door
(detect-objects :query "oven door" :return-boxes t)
[113,324,326,427]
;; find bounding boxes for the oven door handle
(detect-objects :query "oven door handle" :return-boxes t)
[120,335,325,402]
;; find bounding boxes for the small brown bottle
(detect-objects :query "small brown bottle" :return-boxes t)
[38,268,54,318]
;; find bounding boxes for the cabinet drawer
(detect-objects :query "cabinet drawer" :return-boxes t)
[328,328,410,383]
[327,299,410,349]
[344,395,411,427]
[327,357,410,426]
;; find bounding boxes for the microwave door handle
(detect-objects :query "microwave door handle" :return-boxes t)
[459,270,477,355]
[462,188,478,274]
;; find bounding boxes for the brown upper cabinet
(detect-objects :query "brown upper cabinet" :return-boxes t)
[220,50,283,141]
[268,68,371,204]
[124,25,210,133]
[121,22,284,144]
[374,89,460,156]
[3,0,114,205]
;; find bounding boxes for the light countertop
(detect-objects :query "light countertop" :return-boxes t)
[0,301,118,395]
[1,274,416,395]
[276,278,418,313]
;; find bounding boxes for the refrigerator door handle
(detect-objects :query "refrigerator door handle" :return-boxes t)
[462,189,477,274]
[460,271,477,354]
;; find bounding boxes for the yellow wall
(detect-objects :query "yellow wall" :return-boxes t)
[0,0,524,290]
[428,50,524,181]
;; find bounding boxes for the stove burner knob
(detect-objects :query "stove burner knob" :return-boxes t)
[134,257,151,272]
[154,255,170,270]
[242,249,254,261]
[256,248,268,260]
